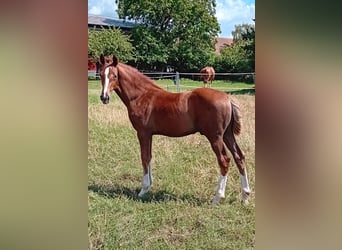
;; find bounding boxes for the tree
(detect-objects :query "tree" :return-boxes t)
[212,23,255,82]
[232,23,255,71]
[220,42,251,72]
[232,23,254,42]
[116,0,220,72]
[88,27,134,62]
[128,25,169,70]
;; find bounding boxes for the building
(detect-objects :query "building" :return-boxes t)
[88,15,136,76]
[215,37,233,54]
[88,15,234,75]
[88,14,136,32]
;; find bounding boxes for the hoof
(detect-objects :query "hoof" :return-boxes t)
[138,187,150,197]
[241,192,250,205]
[241,198,249,205]
[212,194,224,205]
[242,188,251,195]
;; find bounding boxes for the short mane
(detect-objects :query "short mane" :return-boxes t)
[118,63,164,91]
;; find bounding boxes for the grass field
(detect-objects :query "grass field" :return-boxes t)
[88,79,255,249]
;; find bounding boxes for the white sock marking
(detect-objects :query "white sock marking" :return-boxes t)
[212,175,227,205]
[138,163,152,197]
[148,163,152,185]
[240,170,251,194]
[142,173,150,188]
[217,175,227,197]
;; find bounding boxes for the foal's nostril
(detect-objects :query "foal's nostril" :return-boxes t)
[100,94,109,104]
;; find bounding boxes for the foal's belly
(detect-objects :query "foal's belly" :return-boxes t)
[151,114,196,137]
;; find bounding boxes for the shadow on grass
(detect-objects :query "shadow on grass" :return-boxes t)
[227,88,255,95]
[88,184,210,206]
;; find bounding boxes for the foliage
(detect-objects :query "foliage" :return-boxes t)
[232,23,254,42]
[219,41,252,72]
[88,27,134,62]
[213,23,255,81]
[128,26,169,69]
[116,0,220,71]
[232,23,255,71]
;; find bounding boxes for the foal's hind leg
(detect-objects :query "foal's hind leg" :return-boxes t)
[137,133,153,197]
[209,136,231,205]
[224,133,251,204]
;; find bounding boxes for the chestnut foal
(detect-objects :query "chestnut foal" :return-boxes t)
[99,55,251,204]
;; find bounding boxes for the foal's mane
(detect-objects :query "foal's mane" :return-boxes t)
[118,63,164,91]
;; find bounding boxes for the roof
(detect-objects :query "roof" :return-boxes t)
[88,15,136,29]
[88,15,232,54]
[215,37,233,54]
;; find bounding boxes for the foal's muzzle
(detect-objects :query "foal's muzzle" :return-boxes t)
[100,94,109,104]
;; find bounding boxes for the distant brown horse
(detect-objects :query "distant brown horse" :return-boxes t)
[200,66,215,88]
[99,55,251,205]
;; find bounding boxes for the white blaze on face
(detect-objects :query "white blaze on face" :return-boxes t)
[103,67,110,96]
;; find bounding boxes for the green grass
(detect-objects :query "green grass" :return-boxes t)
[88,80,255,249]
[156,78,254,92]
[89,78,255,95]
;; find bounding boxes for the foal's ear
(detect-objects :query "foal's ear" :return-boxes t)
[100,54,105,65]
[112,55,119,66]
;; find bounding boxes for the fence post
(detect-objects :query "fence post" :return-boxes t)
[175,71,180,92]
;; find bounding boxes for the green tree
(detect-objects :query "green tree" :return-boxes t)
[128,25,169,70]
[220,42,251,72]
[116,0,220,71]
[232,23,255,71]
[213,23,255,82]
[232,23,254,42]
[88,27,134,62]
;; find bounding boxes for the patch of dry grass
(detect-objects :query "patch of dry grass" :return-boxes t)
[88,101,130,127]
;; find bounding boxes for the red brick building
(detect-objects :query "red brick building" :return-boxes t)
[215,37,233,54]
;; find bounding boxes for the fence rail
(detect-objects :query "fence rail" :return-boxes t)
[143,72,255,76]
[88,70,255,78]
[88,70,255,93]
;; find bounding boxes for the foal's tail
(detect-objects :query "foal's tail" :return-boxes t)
[231,101,242,135]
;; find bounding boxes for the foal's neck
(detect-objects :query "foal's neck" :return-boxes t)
[117,64,164,106]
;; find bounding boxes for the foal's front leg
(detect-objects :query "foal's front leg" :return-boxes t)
[137,133,153,197]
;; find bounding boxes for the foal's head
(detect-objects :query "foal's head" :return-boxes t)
[99,55,119,104]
